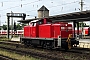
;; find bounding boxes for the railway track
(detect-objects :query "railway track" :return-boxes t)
[0,54,17,60]
[0,41,90,60]
[0,41,90,54]
[0,45,66,60]
[67,48,90,54]
[0,41,66,60]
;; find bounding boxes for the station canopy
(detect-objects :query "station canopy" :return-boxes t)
[18,10,90,23]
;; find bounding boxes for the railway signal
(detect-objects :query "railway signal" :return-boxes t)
[7,13,26,39]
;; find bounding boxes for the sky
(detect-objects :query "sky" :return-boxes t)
[0,0,90,26]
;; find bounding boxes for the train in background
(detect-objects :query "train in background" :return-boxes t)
[20,18,79,50]
[0,27,89,36]
[0,30,23,35]
[75,27,90,36]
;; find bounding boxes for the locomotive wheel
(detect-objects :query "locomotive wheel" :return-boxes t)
[41,41,46,48]
[50,42,54,49]
[64,42,69,51]
[46,44,51,49]
[46,42,53,49]
[23,40,30,48]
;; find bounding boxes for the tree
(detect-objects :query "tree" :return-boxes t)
[2,23,25,30]
[16,24,22,30]
[2,24,12,30]
[21,23,26,27]
[16,23,26,30]
[2,25,7,30]
[79,23,89,27]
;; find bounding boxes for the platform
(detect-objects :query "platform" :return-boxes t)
[11,37,20,42]
[82,36,90,39]
[79,39,90,43]
[78,39,90,48]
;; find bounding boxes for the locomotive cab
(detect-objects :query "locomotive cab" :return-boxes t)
[36,18,52,25]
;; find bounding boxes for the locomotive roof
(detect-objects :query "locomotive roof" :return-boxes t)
[18,10,90,23]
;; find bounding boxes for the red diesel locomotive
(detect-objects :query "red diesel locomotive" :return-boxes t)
[20,18,79,50]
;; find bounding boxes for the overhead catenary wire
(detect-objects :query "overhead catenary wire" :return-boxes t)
[0,0,41,11]
[17,1,80,17]
[0,0,25,7]
[48,1,79,8]
[25,1,79,14]
[0,0,80,17]
[0,0,88,13]
[0,0,88,17]
[0,0,89,26]
[0,0,79,11]
[0,0,28,3]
